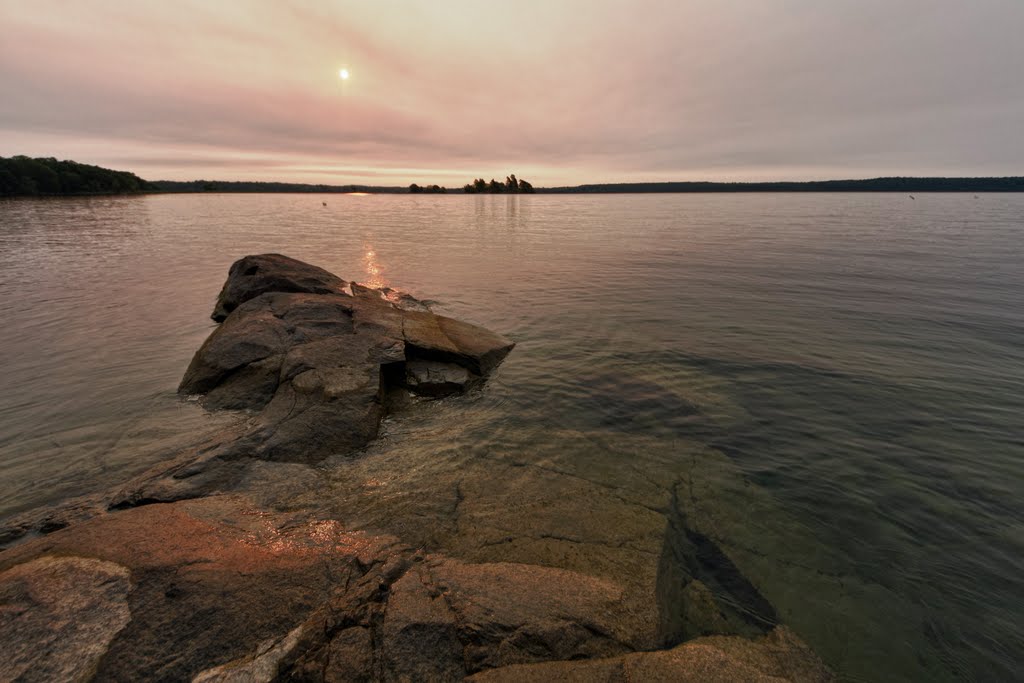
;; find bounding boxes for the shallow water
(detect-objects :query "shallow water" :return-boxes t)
[1,192,1021,680]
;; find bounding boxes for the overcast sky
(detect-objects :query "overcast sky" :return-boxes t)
[2,0,1022,186]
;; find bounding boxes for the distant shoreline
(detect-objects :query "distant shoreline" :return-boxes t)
[4,157,1023,196]
[7,181,1024,199]
[540,177,1024,193]
[149,177,1024,194]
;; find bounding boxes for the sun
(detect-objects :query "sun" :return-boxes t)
[339,68,350,81]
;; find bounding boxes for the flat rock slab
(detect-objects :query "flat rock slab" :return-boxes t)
[0,495,399,681]
[0,494,832,682]
[0,556,131,683]
[312,418,792,651]
[180,254,514,463]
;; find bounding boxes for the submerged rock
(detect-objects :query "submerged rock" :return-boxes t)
[180,254,515,462]
[0,495,833,681]
[469,626,834,682]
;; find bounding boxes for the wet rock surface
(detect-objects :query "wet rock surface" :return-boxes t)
[0,255,836,681]
[180,254,515,464]
[0,492,833,682]
[0,556,131,682]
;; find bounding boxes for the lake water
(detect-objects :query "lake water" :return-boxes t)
[1,193,1021,681]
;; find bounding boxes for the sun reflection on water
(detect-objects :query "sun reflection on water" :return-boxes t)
[362,245,387,289]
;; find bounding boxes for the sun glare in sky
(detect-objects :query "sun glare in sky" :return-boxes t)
[2,2,1021,185]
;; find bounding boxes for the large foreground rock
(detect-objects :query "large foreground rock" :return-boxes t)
[180,254,515,462]
[0,496,832,681]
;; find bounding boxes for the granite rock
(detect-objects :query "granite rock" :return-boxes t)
[0,556,132,683]
[180,255,515,463]
[211,253,348,322]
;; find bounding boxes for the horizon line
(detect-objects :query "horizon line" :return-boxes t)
[148,175,1024,194]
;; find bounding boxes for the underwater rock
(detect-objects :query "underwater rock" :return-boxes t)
[468,626,834,682]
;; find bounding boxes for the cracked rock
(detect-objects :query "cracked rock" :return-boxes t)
[179,254,515,463]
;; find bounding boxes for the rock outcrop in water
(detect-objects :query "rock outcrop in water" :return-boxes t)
[180,254,515,463]
[0,255,835,681]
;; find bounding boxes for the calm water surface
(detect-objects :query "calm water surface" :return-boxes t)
[1,193,1022,681]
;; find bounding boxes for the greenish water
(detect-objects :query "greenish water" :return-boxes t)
[0,193,1021,680]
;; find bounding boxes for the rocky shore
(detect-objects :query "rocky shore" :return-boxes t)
[0,255,834,681]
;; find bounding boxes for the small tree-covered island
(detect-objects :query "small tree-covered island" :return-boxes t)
[463,175,535,193]
[408,183,447,193]
[407,175,536,193]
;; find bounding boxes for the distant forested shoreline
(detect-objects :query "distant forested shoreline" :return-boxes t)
[156,175,1024,194]
[3,156,1023,197]
[151,180,405,194]
[542,177,1024,193]
[0,156,152,196]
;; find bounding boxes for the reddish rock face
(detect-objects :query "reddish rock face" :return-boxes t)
[0,496,401,681]
[0,556,131,682]
[0,495,833,682]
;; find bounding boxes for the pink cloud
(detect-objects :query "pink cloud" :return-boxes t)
[2,1,1022,185]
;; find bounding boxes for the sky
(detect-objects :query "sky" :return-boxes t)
[2,0,1023,186]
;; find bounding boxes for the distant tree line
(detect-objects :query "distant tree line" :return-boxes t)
[541,177,1024,193]
[408,183,447,193]
[6,156,1022,199]
[151,180,405,193]
[0,156,152,197]
[463,174,535,194]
